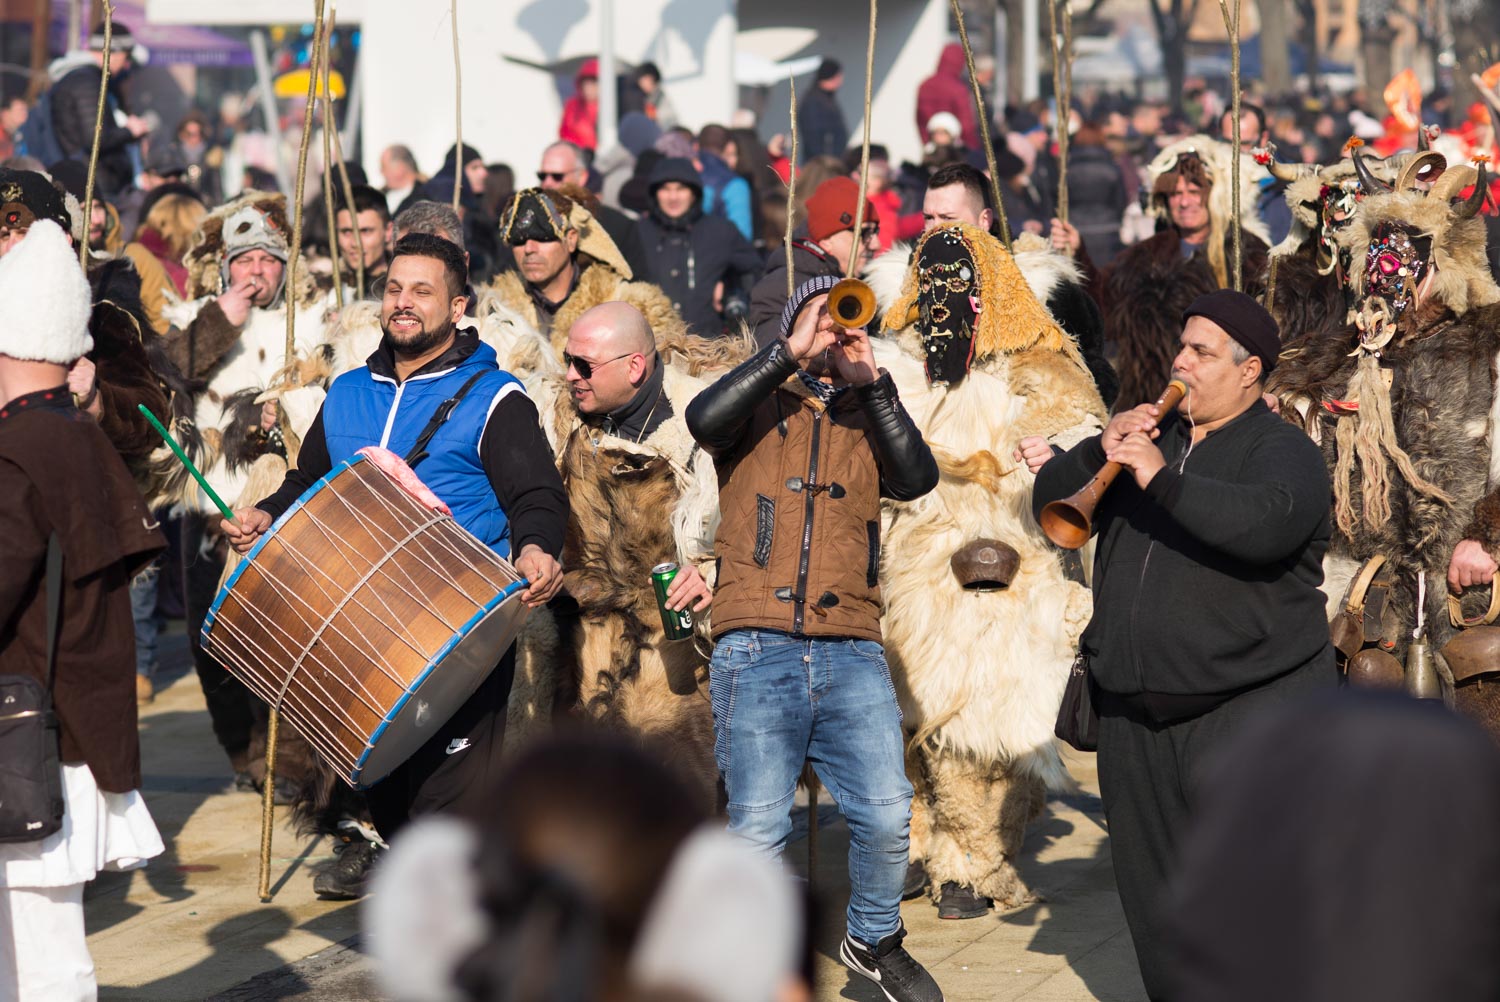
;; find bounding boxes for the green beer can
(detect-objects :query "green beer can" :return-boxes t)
[651,562,694,641]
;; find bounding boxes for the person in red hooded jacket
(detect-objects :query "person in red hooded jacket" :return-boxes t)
[916,44,979,147]
[560,59,600,152]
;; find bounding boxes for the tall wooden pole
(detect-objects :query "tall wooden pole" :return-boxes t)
[451,0,463,212]
[846,0,878,279]
[951,0,1012,248]
[79,1,113,267]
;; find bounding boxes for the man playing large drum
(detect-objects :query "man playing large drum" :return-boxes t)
[223,233,568,840]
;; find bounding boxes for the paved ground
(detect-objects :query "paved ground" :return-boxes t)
[87,626,1145,1001]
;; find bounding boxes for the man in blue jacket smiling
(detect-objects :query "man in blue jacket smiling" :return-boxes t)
[223,234,568,846]
[1033,290,1336,999]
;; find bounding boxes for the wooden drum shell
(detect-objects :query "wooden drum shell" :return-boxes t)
[202,456,526,787]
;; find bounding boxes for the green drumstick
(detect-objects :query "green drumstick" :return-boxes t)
[137,403,241,528]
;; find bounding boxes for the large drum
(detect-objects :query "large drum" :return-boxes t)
[202,449,528,787]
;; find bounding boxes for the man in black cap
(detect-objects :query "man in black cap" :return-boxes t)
[798,58,849,162]
[1031,289,1336,1000]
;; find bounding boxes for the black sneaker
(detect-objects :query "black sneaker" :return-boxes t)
[902,860,929,901]
[840,925,943,1002]
[937,881,992,920]
[314,836,382,900]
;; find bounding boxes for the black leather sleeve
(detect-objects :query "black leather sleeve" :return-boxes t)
[685,338,799,455]
[854,372,939,501]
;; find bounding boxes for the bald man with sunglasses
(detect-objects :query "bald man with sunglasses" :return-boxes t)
[535,301,722,807]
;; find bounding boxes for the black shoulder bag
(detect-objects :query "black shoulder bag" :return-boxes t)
[1054,652,1099,752]
[0,534,66,842]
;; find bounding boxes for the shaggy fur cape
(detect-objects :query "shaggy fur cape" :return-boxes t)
[1102,229,1269,411]
[1272,303,1500,659]
[871,228,1107,903]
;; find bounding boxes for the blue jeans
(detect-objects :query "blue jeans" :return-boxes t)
[709,628,912,946]
[129,560,160,678]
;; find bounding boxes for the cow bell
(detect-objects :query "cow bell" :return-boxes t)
[1404,636,1442,700]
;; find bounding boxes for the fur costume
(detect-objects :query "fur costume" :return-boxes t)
[472,296,743,810]
[1104,137,1271,411]
[1271,157,1500,734]
[1264,146,1416,345]
[484,262,686,356]
[161,192,330,513]
[873,223,1106,907]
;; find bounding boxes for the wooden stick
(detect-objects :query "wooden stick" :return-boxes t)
[261,1,324,901]
[257,706,280,902]
[325,2,363,301]
[285,0,326,364]
[1217,0,1243,290]
[451,0,463,213]
[1059,0,1074,230]
[79,1,113,268]
[846,0,878,279]
[949,0,1011,248]
[321,76,341,312]
[785,75,798,301]
[321,4,362,303]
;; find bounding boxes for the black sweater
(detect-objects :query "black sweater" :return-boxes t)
[257,333,568,560]
[1033,399,1334,704]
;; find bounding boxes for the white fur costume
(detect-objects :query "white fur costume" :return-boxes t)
[870,227,1106,907]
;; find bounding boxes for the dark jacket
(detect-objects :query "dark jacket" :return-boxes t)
[1065,142,1129,267]
[0,391,165,792]
[748,241,843,349]
[593,202,653,284]
[687,339,938,641]
[798,86,849,162]
[51,64,138,197]
[636,157,761,338]
[87,257,172,476]
[1033,400,1333,713]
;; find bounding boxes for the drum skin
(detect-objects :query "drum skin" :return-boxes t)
[203,455,527,787]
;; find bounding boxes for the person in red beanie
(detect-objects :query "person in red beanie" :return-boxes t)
[559,59,600,152]
[747,176,879,348]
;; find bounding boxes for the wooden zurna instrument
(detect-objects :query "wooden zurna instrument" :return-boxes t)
[1040,380,1188,549]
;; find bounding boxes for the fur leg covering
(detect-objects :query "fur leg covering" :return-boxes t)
[565,608,718,813]
[915,748,1046,910]
[503,609,560,757]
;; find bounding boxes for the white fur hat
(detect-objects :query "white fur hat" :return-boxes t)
[0,220,92,364]
[926,110,963,142]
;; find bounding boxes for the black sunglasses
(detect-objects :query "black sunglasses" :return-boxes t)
[537,171,570,183]
[563,350,635,379]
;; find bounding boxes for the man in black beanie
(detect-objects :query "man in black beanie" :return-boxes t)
[1032,290,1337,1000]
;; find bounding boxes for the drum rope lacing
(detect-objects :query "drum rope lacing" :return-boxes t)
[205,464,523,771]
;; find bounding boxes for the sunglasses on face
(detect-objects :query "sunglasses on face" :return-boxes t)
[563,351,635,379]
[861,223,879,240]
[537,171,571,183]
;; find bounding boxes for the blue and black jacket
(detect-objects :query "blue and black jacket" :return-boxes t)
[257,329,566,562]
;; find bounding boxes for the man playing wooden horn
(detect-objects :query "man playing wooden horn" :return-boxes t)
[873,221,1105,919]
[223,234,568,849]
[1034,290,1335,997]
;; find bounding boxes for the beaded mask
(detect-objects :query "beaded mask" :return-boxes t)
[1353,222,1430,351]
[914,227,979,384]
